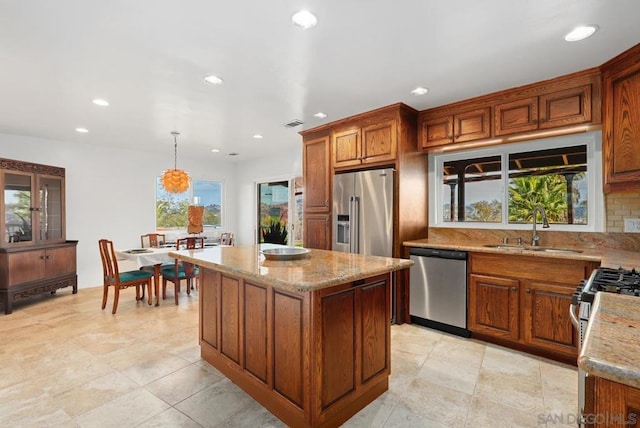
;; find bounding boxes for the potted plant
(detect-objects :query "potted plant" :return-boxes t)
[261,218,288,244]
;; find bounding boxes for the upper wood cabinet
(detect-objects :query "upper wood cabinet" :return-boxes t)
[302,134,331,213]
[419,69,601,150]
[602,43,640,192]
[333,119,397,168]
[494,84,593,136]
[421,108,491,148]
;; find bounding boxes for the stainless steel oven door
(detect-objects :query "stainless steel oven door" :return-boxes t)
[570,302,587,428]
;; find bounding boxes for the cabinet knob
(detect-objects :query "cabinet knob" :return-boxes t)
[526,289,531,293]
[511,287,517,291]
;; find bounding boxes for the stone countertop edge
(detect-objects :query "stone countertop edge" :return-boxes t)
[578,292,640,389]
[403,238,640,270]
[169,245,413,293]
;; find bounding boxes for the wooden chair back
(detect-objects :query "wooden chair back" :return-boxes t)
[220,232,234,246]
[140,233,166,248]
[98,239,153,313]
[98,239,120,284]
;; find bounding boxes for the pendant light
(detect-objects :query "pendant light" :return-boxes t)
[161,131,190,193]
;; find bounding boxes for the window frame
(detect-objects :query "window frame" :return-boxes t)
[155,176,225,232]
[428,131,604,232]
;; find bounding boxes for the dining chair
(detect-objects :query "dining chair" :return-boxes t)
[98,239,153,314]
[161,237,204,304]
[140,233,166,248]
[220,232,234,246]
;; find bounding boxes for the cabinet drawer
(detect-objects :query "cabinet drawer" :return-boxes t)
[469,252,589,284]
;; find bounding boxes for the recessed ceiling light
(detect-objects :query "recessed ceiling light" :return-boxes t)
[92,98,109,106]
[292,10,317,29]
[75,127,89,133]
[211,148,220,153]
[314,112,328,119]
[253,134,263,139]
[411,87,429,96]
[564,25,599,42]
[204,75,224,85]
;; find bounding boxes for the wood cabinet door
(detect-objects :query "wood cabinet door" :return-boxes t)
[200,269,218,349]
[359,275,389,383]
[361,120,397,164]
[522,281,578,359]
[494,96,539,136]
[603,64,640,191]
[468,273,519,340]
[420,115,453,148]
[333,128,361,168]
[539,84,592,129]
[6,249,45,285]
[592,377,640,428]
[303,213,330,249]
[454,107,491,142]
[44,245,76,278]
[303,135,331,212]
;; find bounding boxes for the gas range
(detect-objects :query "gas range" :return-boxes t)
[572,266,640,307]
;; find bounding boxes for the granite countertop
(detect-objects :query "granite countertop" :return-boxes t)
[170,244,413,293]
[578,292,640,389]
[403,238,640,270]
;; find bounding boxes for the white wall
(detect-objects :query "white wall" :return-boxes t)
[234,147,303,246]
[1,133,304,290]
[0,133,237,288]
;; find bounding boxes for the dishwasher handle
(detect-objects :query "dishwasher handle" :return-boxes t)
[409,247,467,260]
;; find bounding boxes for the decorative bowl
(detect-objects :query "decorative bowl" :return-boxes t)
[261,247,311,261]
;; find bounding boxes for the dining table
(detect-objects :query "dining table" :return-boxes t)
[115,246,177,306]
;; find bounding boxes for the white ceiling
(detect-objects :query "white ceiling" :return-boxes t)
[1,0,639,162]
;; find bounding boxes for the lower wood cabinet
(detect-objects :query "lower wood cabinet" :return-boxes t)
[0,241,78,314]
[468,274,519,341]
[588,376,640,427]
[468,252,595,362]
[303,213,331,250]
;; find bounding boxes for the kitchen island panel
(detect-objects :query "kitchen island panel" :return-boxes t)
[244,281,268,383]
[199,269,218,349]
[273,290,306,408]
[221,274,241,364]
[320,288,356,408]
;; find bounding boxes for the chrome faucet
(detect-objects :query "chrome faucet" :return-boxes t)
[531,205,550,246]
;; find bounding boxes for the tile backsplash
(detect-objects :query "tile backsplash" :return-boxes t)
[428,227,640,252]
[606,191,640,233]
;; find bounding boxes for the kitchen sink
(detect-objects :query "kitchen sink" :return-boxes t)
[529,247,583,254]
[482,244,526,250]
[482,244,582,254]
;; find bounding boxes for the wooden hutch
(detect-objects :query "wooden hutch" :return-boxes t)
[0,158,77,314]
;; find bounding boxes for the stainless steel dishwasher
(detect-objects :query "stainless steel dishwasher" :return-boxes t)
[409,247,470,337]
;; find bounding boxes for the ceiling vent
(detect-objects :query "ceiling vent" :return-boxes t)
[282,119,304,128]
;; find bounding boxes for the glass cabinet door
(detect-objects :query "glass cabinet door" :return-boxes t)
[38,175,64,242]
[3,172,35,244]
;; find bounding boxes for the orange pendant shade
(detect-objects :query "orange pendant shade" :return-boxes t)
[161,168,190,193]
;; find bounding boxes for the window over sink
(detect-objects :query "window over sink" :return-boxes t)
[155,177,224,231]
[430,131,604,231]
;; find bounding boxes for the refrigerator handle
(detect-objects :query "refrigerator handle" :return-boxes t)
[349,196,359,254]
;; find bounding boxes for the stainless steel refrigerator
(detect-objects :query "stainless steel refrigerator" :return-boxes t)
[332,168,393,257]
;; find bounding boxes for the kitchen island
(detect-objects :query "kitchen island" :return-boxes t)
[170,244,413,428]
[578,292,640,427]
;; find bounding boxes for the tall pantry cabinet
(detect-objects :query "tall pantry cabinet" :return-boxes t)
[0,158,77,314]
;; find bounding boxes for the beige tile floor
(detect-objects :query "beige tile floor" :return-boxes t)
[0,286,578,427]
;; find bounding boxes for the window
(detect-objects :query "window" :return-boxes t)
[430,131,603,231]
[155,178,223,231]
